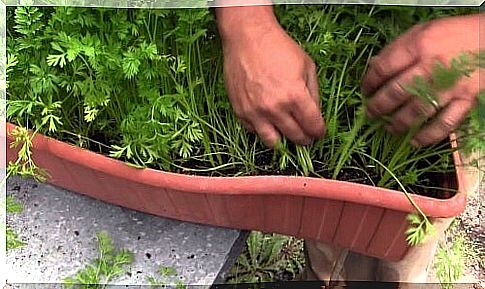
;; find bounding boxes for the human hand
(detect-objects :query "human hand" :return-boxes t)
[215,6,325,148]
[362,14,484,147]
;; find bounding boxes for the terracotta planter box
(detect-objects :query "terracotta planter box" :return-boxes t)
[4,122,470,262]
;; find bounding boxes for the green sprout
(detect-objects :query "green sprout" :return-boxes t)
[63,231,134,289]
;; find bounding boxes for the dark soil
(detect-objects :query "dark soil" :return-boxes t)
[64,131,457,200]
[275,270,297,282]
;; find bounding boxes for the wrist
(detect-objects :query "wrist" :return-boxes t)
[215,5,280,44]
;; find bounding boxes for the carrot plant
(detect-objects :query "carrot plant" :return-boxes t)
[6,5,482,245]
[63,231,133,289]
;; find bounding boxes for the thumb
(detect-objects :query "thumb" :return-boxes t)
[306,63,321,105]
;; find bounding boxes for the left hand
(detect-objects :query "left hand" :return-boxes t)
[361,13,484,147]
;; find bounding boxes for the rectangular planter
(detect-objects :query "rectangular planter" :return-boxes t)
[4,122,469,262]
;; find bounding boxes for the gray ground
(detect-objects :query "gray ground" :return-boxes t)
[454,180,484,285]
[5,176,484,288]
[427,178,484,288]
[5,176,248,288]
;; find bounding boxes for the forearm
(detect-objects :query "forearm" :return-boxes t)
[215,5,280,43]
[479,12,485,50]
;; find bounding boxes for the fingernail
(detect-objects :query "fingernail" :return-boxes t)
[271,138,282,149]
[272,139,281,149]
[410,139,421,147]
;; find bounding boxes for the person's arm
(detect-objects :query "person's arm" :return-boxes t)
[215,5,278,42]
[362,13,484,147]
[214,5,326,148]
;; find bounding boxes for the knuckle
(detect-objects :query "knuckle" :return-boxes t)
[417,60,435,77]
[367,102,381,116]
[369,57,386,78]
[299,137,312,145]
[244,124,254,132]
[440,117,456,131]
[433,55,449,67]
[292,83,309,98]
[245,81,263,94]
[234,106,252,119]
[408,34,427,53]
[400,37,418,58]
[392,115,409,129]
[411,100,432,116]
[308,61,317,72]
[456,85,476,100]
[394,114,406,125]
[289,133,309,145]
[233,108,245,118]
[291,130,307,141]
[390,81,409,100]
[257,99,277,113]
[255,125,272,137]
[274,100,290,111]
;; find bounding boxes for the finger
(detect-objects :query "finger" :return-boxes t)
[406,70,481,140]
[240,119,255,132]
[366,63,431,119]
[306,62,321,105]
[252,118,281,148]
[271,112,312,145]
[387,90,453,135]
[361,23,426,96]
[292,87,326,138]
[411,98,476,147]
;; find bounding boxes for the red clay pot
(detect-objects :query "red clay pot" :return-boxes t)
[3,122,469,262]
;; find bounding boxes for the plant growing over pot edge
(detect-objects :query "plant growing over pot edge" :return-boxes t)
[4,5,483,258]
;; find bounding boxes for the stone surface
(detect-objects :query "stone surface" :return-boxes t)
[6,176,248,288]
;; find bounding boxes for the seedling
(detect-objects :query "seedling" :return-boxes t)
[6,5,481,248]
[435,235,467,289]
[146,265,187,289]
[6,195,23,214]
[226,232,304,283]
[7,126,48,182]
[6,196,26,251]
[6,227,26,251]
[63,231,134,289]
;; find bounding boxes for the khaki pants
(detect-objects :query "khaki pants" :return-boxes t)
[302,217,454,285]
[301,150,481,287]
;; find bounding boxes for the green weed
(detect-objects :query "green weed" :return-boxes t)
[7,126,48,182]
[146,265,187,289]
[226,232,305,283]
[7,5,474,177]
[433,215,485,289]
[6,5,482,246]
[6,195,26,251]
[63,231,134,289]
[6,227,26,251]
[435,235,467,289]
[6,195,23,214]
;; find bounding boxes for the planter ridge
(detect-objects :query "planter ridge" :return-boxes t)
[4,122,469,261]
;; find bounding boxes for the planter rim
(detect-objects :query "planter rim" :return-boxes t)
[4,122,468,218]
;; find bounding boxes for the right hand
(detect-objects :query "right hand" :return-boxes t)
[216,6,326,148]
[362,14,483,147]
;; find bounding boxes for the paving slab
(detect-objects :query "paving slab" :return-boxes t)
[6,176,248,289]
